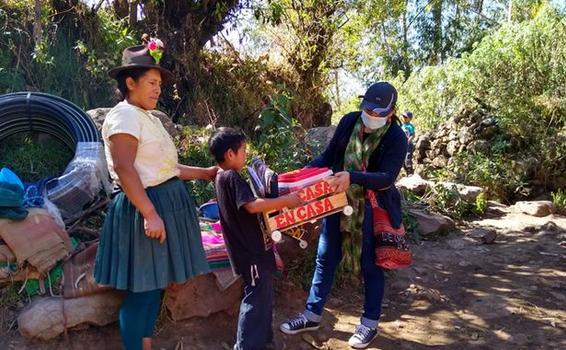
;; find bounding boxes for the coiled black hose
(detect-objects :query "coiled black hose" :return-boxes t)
[0,92,109,223]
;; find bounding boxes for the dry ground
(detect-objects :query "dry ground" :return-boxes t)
[1,203,565,350]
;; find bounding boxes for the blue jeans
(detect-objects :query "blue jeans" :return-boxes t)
[234,263,274,350]
[304,202,385,328]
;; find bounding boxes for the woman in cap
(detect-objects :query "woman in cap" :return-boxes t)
[279,82,408,349]
[94,41,215,350]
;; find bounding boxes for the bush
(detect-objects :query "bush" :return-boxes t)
[414,183,485,220]
[176,126,216,206]
[178,50,280,130]
[473,192,488,216]
[551,189,566,215]
[175,102,310,205]
[253,93,310,172]
[0,2,136,108]
[0,133,73,182]
[426,184,471,220]
[398,5,566,197]
[447,150,526,201]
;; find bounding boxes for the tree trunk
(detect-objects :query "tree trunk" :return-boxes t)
[431,0,443,64]
[402,0,409,55]
[128,0,138,28]
[33,0,42,46]
[508,0,513,22]
[285,1,338,127]
[112,0,129,19]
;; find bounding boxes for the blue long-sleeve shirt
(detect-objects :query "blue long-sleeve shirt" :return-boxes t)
[309,111,408,228]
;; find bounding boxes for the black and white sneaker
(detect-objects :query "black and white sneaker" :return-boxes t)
[279,314,320,334]
[348,324,378,349]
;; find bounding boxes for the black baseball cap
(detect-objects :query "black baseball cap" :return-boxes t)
[359,82,398,117]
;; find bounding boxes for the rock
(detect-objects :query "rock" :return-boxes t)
[468,111,484,124]
[479,125,498,139]
[540,221,562,233]
[467,228,497,244]
[453,109,467,124]
[396,174,432,196]
[414,164,427,176]
[430,138,445,152]
[408,209,456,236]
[446,237,469,250]
[480,117,497,127]
[18,291,125,340]
[431,155,448,168]
[439,181,484,202]
[436,128,448,139]
[415,133,431,151]
[447,116,459,129]
[86,108,111,130]
[467,140,490,153]
[164,272,243,321]
[425,149,436,160]
[513,201,555,217]
[458,128,473,145]
[86,108,179,137]
[448,130,459,141]
[445,140,458,156]
[415,150,426,162]
[305,126,336,156]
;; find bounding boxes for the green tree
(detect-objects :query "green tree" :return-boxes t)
[252,0,358,127]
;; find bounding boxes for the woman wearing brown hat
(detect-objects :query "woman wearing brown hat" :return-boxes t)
[94,41,215,350]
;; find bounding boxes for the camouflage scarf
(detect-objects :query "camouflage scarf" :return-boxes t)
[340,116,389,236]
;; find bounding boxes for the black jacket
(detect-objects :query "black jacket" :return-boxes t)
[309,111,408,228]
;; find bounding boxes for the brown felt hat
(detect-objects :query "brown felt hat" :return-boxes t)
[108,45,174,84]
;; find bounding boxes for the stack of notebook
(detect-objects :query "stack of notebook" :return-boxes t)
[200,221,231,271]
[277,167,333,194]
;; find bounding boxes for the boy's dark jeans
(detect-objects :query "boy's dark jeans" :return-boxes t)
[234,263,274,350]
[404,142,414,174]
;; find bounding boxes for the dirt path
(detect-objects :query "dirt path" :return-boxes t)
[2,204,565,349]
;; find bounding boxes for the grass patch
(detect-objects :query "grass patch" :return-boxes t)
[0,283,24,332]
[285,244,318,290]
[0,283,22,310]
[0,132,73,183]
[552,189,566,215]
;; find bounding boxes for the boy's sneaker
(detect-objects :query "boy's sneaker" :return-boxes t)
[348,324,378,349]
[279,314,320,334]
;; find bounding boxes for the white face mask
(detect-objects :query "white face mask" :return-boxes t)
[361,110,388,130]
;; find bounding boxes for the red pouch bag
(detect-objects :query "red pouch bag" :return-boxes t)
[367,190,412,269]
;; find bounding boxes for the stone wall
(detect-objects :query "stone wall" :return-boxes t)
[412,109,500,175]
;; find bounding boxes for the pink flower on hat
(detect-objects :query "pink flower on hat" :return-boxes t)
[147,38,165,64]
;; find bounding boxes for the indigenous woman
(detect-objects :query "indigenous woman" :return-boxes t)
[94,42,215,350]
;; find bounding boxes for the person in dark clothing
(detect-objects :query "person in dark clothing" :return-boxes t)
[280,82,408,349]
[402,111,416,175]
[209,127,303,350]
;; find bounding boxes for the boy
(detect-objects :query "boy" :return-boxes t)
[209,127,303,350]
[402,111,416,175]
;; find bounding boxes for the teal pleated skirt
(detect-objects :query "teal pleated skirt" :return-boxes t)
[94,177,209,292]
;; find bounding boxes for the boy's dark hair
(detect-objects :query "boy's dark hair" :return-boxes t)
[208,127,247,163]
